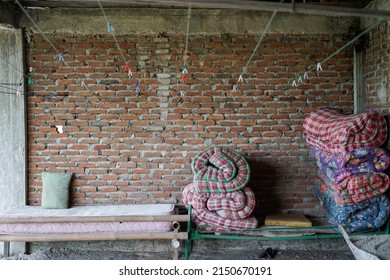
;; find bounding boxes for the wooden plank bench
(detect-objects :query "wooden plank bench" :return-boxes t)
[0,205,190,260]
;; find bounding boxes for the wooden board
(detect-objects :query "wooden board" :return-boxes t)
[264,214,312,227]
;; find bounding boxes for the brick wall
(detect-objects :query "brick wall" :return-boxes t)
[364,21,390,148]
[365,21,389,111]
[26,32,354,217]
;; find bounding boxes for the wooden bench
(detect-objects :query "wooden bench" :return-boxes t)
[0,205,190,260]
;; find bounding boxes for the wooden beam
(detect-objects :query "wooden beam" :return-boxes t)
[15,0,390,19]
[0,231,189,241]
[0,214,190,223]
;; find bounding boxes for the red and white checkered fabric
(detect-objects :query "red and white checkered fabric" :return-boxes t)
[182,183,258,231]
[302,108,387,153]
[192,146,250,193]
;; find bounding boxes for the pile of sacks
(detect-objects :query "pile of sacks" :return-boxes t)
[182,146,258,232]
[303,108,390,233]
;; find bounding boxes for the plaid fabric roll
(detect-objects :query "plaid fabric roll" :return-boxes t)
[302,108,387,153]
[318,172,390,206]
[192,146,250,193]
[189,212,258,233]
[312,147,390,184]
[182,183,258,231]
[312,185,390,233]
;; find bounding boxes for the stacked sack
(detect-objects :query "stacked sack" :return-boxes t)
[182,146,258,232]
[303,107,390,233]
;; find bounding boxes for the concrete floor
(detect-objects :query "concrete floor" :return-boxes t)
[1,238,356,260]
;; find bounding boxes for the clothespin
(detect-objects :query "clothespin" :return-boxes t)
[107,22,114,33]
[181,73,187,83]
[28,76,34,85]
[292,80,297,87]
[238,74,244,83]
[58,53,64,63]
[124,64,132,77]
[297,76,303,83]
[232,84,238,92]
[81,80,85,87]
[316,63,322,71]
[182,65,188,74]
[50,91,56,98]
[134,82,141,94]
[303,72,309,80]
[17,88,21,96]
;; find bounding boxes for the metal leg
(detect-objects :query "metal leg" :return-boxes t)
[184,239,191,260]
[3,242,10,257]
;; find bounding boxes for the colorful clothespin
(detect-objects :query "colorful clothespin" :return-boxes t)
[107,22,114,33]
[238,74,244,83]
[292,80,297,87]
[50,91,56,98]
[182,65,188,74]
[134,82,141,94]
[181,73,187,83]
[124,63,132,77]
[316,63,322,71]
[28,76,34,85]
[58,53,64,63]
[297,76,303,83]
[303,72,309,80]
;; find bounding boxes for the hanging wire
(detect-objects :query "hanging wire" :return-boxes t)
[0,54,30,80]
[235,0,284,88]
[229,1,283,94]
[183,5,192,68]
[15,0,97,98]
[312,19,381,73]
[286,18,383,90]
[97,0,127,65]
[0,84,22,92]
[0,90,22,95]
[240,11,278,78]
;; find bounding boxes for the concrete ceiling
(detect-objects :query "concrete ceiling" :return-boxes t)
[2,0,390,19]
[0,0,376,9]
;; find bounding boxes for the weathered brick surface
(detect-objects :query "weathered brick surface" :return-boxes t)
[361,22,390,110]
[26,33,354,216]
[364,21,390,151]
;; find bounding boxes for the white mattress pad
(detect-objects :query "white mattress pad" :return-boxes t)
[0,204,175,234]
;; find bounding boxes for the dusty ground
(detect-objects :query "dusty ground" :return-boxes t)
[1,238,356,260]
[1,247,355,260]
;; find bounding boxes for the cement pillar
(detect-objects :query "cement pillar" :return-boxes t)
[0,28,26,256]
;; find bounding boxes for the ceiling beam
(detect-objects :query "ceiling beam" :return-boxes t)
[13,0,390,19]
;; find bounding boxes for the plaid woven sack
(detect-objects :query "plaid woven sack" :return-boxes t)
[302,108,387,153]
[192,146,250,193]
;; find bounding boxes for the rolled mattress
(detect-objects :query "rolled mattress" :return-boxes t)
[0,204,175,234]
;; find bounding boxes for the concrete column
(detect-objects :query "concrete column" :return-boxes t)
[0,28,26,256]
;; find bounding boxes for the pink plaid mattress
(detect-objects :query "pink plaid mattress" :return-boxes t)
[302,108,387,153]
[0,204,174,234]
[192,146,250,193]
[182,183,258,231]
